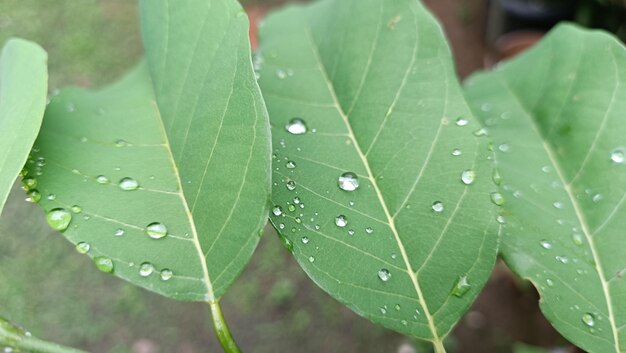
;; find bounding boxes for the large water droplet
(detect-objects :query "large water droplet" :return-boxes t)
[490,192,505,206]
[451,275,471,297]
[286,160,296,169]
[46,208,72,232]
[94,256,114,273]
[25,190,41,203]
[581,313,595,327]
[75,242,90,254]
[272,205,283,216]
[338,172,359,191]
[96,175,110,184]
[139,262,155,277]
[432,201,444,213]
[461,170,476,185]
[610,148,625,164]
[160,269,173,281]
[21,177,37,191]
[286,180,296,191]
[335,215,348,228]
[145,222,168,239]
[378,269,391,282]
[119,177,139,191]
[285,118,307,135]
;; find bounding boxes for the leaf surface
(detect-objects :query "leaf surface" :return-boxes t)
[259,0,499,345]
[464,24,626,353]
[0,39,47,213]
[25,0,270,302]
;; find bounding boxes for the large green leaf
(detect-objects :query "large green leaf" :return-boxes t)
[0,39,47,214]
[464,24,626,353]
[23,0,270,302]
[259,0,500,348]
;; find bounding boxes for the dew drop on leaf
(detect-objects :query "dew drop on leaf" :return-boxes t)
[456,117,468,126]
[492,169,502,185]
[378,269,391,282]
[114,228,125,237]
[286,160,296,169]
[490,192,505,206]
[540,240,553,249]
[610,148,624,164]
[25,190,41,203]
[452,148,462,156]
[432,201,444,213]
[461,170,475,185]
[301,236,310,244]
[498,144,510,152]
[70,205,82,213]
[119,177,139,191]
[139,262,155,277]
[160,269,173,281]
[338,172,359,191]
[285,118,307,135]
[75,242,90,254]
[94,256,114,273]
[335,215,348,228]
[308,256,315,263]
[96,175,110,184]
[272,205,283,216]
[286,180,296,191]
[288,204,296,212]
[47,193,56,201]
[451,275,471,297]
[46,208,72,232]
[145,222,168,239]
[365,227,374,234]
[581,313,595,327]
[21,177,37,191]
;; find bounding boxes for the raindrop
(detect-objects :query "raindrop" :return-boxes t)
[21,177,37,191]
[378,269,391,282]
[115,139,131,147]
[47,194,56,201]
[492,169,502,185]
[293,197,301,204]
[481,103,492,112]
[338,172,359,191]
[553,201,564,209]
[286,180,296,191]
[25,190,41,203]
[432,201,444,213]
[380,306,387,315]
[285,118,307,135]
[581,313,595,327]
[145,222,168,239]
[401,320,408,326]
[473,128,489,137]
[456,117,469,126]
[276,69,286,79]
[301,236,310,244]
[139,262,155,277]
[592,194,603,203]
[288,204,296,212]
[335,215,348,228]
[46,208,72,232]
[347,229,355,236]
[75,242,90,254]
[160,269,173,281]
[572,233,584,246]
[556,255,569,264]
[394,304,401,311]
[308,256,315,263]
[272,206,283,216]
[286,160,296,169]
[461,170,476,185]
[94,256,114,273]
[546,279,554,287]
[70,205,82,213]
[540,240,553,250]
[452,148,462,156]
[490,192,505,206]
[496,215,506,224]
[114,228,125,237]
[96,175,110,184]
[119,177,139,191]
[365,227,374,234]
[451,275,471,297]
[498,144,510,152]
[610,148,625,164]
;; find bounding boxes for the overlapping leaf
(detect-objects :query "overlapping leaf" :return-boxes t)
[259,0,500,347]
[0,39,47,213]
[465,24,626,353]
[24,0,270,302]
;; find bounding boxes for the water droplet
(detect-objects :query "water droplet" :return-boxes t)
[461,170,475,185]
[35,157,46,167]
[285,160,296,169]
[293,197,301,204]
[115,139,131,147]
[432,201,444,213]
[540,240,553,249]
[75,242,90,254]
[610,148,625,164]
[347,229,355,236]
[70,205,82,213]
[21,177,37,191]
[498,144,510,153]
[380,306,387,315]
[546,279,554,287]
[47,193,56,201]
[496,215,506,224]
[139,262,155,277]
[285,118,307,135]
[94,256,114,273]
[394,304,401,311]
[481,103,492,112]
[592,194,603,203]
[492,169,502,185]
[553,201,564,209]
[556,255,569,264]
[276,69,286,79]
[335,215,348,228]
[25,190,41,203]
[338,172,359,191]
[490,192,505,206]
[401,320,408,326]
[145,222,168,239]
[96,175,110,184]
[451,275,471,297]
[456,117,469,126]
[114,228,125,237]
[119,177,139,191]
[286,180,296,191]
[581,313,595,327]
[473,128,489,137]
[365,227,374,234]
[301,236,310,244]
[452,148,462,156]
[272,206,283,216]
[308,256,315,263]
[46,208,72,232]
[378,269,391,282]
[572,233,584,246]
[160,269,173,281]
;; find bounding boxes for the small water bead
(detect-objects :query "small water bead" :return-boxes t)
[610,148,625,164]
[394,304,401,311]
[160,269,173,281]
[286,160,296,169]
[21,177,37,190]
[288,204,296,212]
[285,118,307,135]
[70,205,82,213]
[338,172,360,191]
[119,177,139,191]
[553,201,564,209]
[592,194,603,203]
[293,197,301,204]
[276,69,286,79]
[335,215,348,228]
[47,208,72,232]
[581,313,595,327]
[114,228,125,237]
[496,215,506,224]
[295,217,302,224]
[456,117,469,126]
[94,256,114,273]
[96,175,110,184]
[115,139,131,147]
[498,144,510,153]
[286,180,296,191]
[451,275,471,297]
[546,279,555,287]
[308,256,315,263]
[348,229,355,236]
[555,255,569,264]
[380,306,387,315]
[473,128,489,137]
[139,262,155,277]
[272,206,283,216]
[35,157,46,167]
[492,169,502,185]
[432,201,444,213]
[365,227,374,234]
[378,269,391,282]
[540,240,553,250]
[75,242,90,254]
[25,190,41,203]
[452,149,462,156]
[301,236,310,244]
[461,170,476,185]
[490,192,505,206]
[145,222,168,239]
[572,233,584,246]
[47,193,56,201]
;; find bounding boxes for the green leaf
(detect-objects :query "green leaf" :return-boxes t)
[25,0,270,302]
[513,343,550,353]
[464,24,626,353]
[0,38,47,213]
[259,0,499,347]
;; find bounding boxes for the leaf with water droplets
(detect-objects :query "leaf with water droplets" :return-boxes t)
[260,0,499,347]
[23,0,270,302]
[465,24,626,353]
[0,39,47,214]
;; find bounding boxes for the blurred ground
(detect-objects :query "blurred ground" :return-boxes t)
[0,0,570,352]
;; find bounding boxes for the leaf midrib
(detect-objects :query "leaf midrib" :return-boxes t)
[497,72,621,353]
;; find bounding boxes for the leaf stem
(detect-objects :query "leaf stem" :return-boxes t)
[208,301,242,353]
[0,317,88,353]
[433,339,446,353]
